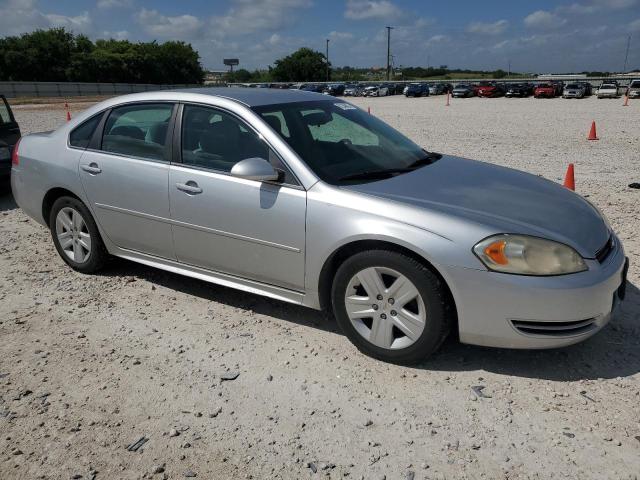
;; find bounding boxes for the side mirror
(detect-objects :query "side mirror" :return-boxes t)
[230,157,280,182]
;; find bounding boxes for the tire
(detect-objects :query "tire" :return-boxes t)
[331,250,452,364]
[49,196,109,273]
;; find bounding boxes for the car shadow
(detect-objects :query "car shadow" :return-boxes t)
[101,258,337,334]
[0,184,18,212]
[424,281,640,381]
[104,257,639,382]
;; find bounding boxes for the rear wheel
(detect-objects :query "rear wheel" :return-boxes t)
[331,250,452,364]
[49,196,108,273]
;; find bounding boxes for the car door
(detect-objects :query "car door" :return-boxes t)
[169,103,306,291]
[0,96,21,173]
[78,102,176,259]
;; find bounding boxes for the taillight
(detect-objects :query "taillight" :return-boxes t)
[11,137,21,166]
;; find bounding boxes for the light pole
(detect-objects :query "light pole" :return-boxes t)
[386,26,393,81]
[326,38,330,82]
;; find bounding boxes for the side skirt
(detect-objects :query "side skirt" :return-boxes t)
[115,248,312,308]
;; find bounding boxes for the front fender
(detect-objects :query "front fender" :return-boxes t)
[304,183,488,303]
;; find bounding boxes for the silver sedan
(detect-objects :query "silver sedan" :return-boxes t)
[11,88,628,364]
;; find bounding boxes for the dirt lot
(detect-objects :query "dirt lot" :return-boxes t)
[1,95,639,480]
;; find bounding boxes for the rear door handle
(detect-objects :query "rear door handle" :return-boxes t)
[81,163,102,175]
[176,181,202,195]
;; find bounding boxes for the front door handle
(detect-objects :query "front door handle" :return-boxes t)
[176,181,202,195]
[81,163,102,175]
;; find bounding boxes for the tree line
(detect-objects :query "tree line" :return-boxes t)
[0,28,204,84]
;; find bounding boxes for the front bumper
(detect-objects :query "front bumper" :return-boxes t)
[441,237,627,349]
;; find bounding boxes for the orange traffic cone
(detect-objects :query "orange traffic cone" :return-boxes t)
[65,103,71,121]
[446,91,450,106]
[587,121,598,141]
[563,163,575,191]
[623,95,629,107]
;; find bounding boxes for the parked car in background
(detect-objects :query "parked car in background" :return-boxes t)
[505,83,532,97]
[562,83,586,99]
[343,84,364,97]
[451,84,474,98]
[477,82,505,98]
[0,95,21,180]
[577,82,593,96]
[428,83,446,95]
[404,83,429,97]
[301,84,325,93]
[627,79,640,98]
[363,85,389,97]
[11,88,627,364]
[290,83,307,90]
[323,84,346,96]
[597,82,619,98]
[534,83,557,98]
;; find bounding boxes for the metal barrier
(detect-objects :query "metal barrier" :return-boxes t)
[0,82,204,98]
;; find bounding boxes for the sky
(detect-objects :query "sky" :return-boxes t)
[1,0,639,73]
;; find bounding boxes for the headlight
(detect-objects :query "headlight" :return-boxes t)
[473,234,587,276]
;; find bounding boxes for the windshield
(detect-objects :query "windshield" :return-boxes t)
[252,100,434,185]
[566,84,580,89]
[631,81,640,88]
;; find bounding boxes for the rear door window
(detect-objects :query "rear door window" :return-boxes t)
[69,114,103,149]
[101,103,173,162]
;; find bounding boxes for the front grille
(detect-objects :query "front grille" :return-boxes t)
[595,236,615,263]
[511,318,597,337]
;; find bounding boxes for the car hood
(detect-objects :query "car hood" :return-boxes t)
[342,155,609,257]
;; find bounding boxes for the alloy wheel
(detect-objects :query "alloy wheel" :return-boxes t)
[344,266,426,350]
[55,207,92,263]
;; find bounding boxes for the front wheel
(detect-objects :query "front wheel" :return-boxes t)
[331,250,452,364]
[49,196,109,273]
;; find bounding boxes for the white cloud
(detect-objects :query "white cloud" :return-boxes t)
[524,10,567,29]
[211,0,312,36]
[102,30,130,40]
[136,8,203,38]
[344,0,404,21]
[97,0,132,9]
[561,0,637,14]
[466,19,509,35]
[328,31,354,41]
[0,0,92,35]
[46,12,92,30]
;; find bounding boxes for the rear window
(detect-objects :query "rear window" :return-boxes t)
[69,114,102,149]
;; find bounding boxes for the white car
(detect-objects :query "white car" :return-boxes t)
[363,85,389,97]
[627,80,640,99]
[597,83,619,98]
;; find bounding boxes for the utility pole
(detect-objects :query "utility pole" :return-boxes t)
[326,38,330,82]
[386,26,393,81]
[508,60,511,78]
[622,34,631,74]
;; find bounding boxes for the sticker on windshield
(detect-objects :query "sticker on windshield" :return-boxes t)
[334,102,356,110]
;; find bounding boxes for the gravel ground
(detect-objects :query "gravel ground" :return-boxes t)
[1,95,639,480]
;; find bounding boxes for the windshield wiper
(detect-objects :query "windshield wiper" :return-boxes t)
[407,151,442,169]
[338,152,442,182]
[338,168,412,182]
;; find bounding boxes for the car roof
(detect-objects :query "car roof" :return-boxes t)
[171,86,329,107]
